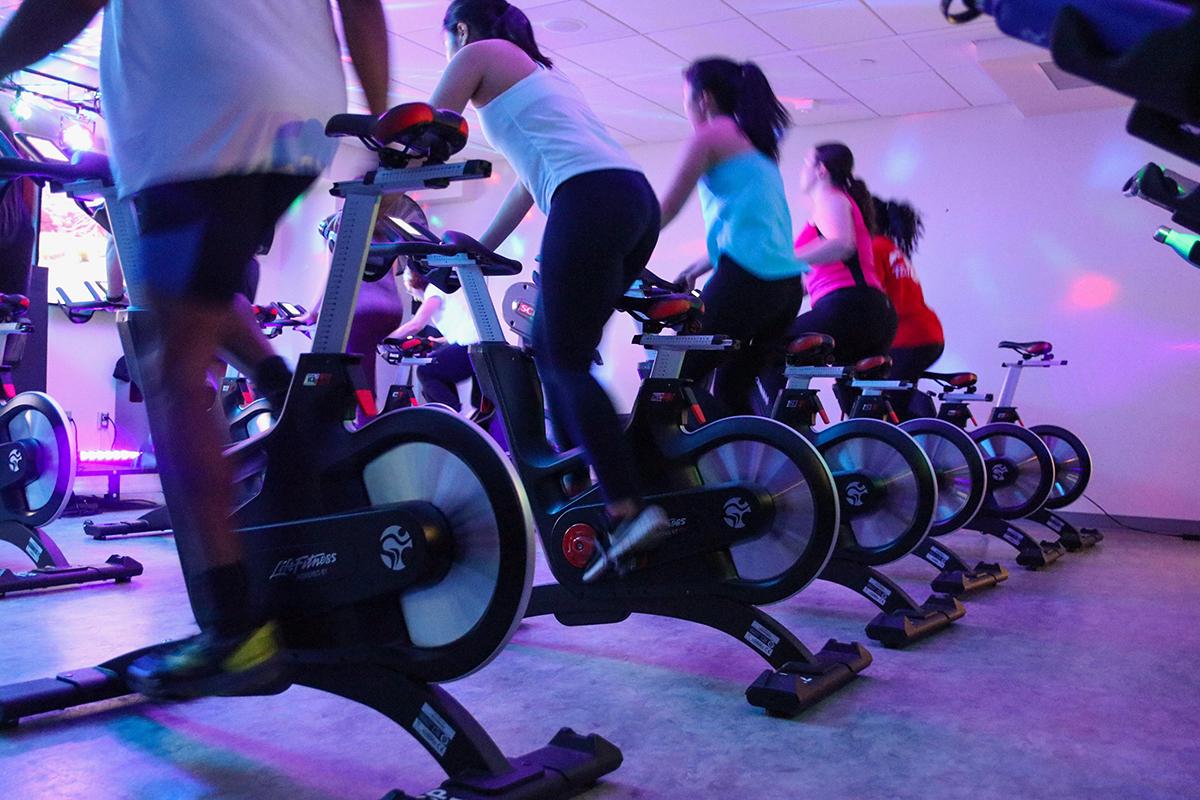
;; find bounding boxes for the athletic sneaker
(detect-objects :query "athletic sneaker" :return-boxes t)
[582,505,671,583]
[126,621,284,700]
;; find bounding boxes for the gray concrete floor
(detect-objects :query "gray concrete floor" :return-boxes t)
[1,511,1197,800]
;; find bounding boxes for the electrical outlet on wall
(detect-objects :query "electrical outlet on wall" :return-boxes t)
[97,411,111,430]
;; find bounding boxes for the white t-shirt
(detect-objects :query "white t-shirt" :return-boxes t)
[99,0,347,197]
[425,285,479,346]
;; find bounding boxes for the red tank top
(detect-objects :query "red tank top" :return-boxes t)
[871,235,943,348]
[796,190,882,304]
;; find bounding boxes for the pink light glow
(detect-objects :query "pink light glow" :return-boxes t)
[79,449,142,464]
[1169,342,1200,352]
[1065,273,1119,310]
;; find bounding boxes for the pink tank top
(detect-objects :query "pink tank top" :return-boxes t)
[797,190,882,304]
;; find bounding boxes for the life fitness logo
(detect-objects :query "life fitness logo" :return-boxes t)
[723,496,752,529]
[991,463,1010,482]
[8,449,21,473]
[381,526,414,571]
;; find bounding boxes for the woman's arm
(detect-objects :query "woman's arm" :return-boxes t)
[676,256,713,291]
[338,0,390,115]
[387,295,443,340]
[658,130,716,230]
[479,180,535,251]
[429,44,486,114]
[794,190,857,264]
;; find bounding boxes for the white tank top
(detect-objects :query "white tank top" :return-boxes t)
[476,67,640,214]
[100,0,347,197]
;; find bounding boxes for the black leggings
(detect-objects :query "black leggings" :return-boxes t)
[417,343,477,412]
[761,286,898,408]
[888,341,944,421]
[532,169,660,505]
[684,256,805,416]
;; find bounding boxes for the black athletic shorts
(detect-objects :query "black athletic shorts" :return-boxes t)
[132,173,313,302]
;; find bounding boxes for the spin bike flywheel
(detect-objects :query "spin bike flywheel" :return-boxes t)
[813,418,937,566]
[899,417,987,536]
[358,406,536,682]
[1030,424,1091,510]
[690,415,840,606]
[971,422,1055,519]
[0,392,77,528]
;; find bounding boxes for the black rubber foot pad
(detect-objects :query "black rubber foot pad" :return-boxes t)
[383,729,622,800]
[745,640,871,717]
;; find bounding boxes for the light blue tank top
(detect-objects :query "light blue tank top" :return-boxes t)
[477,67,640,214]
[699,150,802,281]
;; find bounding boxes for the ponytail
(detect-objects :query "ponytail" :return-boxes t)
[870,195,924,257]
[887,200,924,258]
[685,58,791,161]
[813,141,875,234]
[444,0,554,69]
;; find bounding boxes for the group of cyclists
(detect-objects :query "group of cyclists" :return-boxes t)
[0,0,946,699]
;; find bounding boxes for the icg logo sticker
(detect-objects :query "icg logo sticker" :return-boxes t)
[381,526,414,571]
[723,496,751,529]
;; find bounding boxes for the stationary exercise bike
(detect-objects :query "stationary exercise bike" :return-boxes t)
[915,361,1068,569]
[0,104,622,800]
[980,340,1100,550]
[0,291,143,596]
[379,225,870,717]
[83,300,311,540]
[762,333,965,645]
[841,368,1009,597]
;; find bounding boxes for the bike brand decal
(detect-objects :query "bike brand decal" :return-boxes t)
[845,481,869,507]
[669,517,688,529]
[8,448,22,473]
[723,496,752,529]
[380,526,414,571]
[744,620,780,657]
[862,578,892,606]
[1003,530,1023,547]
[302,372,333,387]
[991,463,1010,482]
[650,391,676,403]
[269,552,338,581]
[1045,516,1063,532]
[413,702,457,757]
[417,791,468,800]
[925,546,949,569]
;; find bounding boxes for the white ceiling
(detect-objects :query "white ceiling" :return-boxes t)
[1,0,1130,149]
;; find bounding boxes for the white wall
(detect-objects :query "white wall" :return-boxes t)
[403,103,1200,521]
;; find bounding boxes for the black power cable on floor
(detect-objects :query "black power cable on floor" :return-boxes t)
[1081,494,1179,536]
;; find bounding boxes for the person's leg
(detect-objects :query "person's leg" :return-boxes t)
[417,344,472,411]
[124,174,310,697]
[889,342,944,420]
[708,270,806,417]
[683,259,757,410]
[533,174,648,509]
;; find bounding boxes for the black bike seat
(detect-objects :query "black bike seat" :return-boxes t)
[998,340,1052,356]
[784,333,835,366]
[617,292,700,321]
[851,355,892,379]
[923,370,977,388]
[326,103,469,163]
